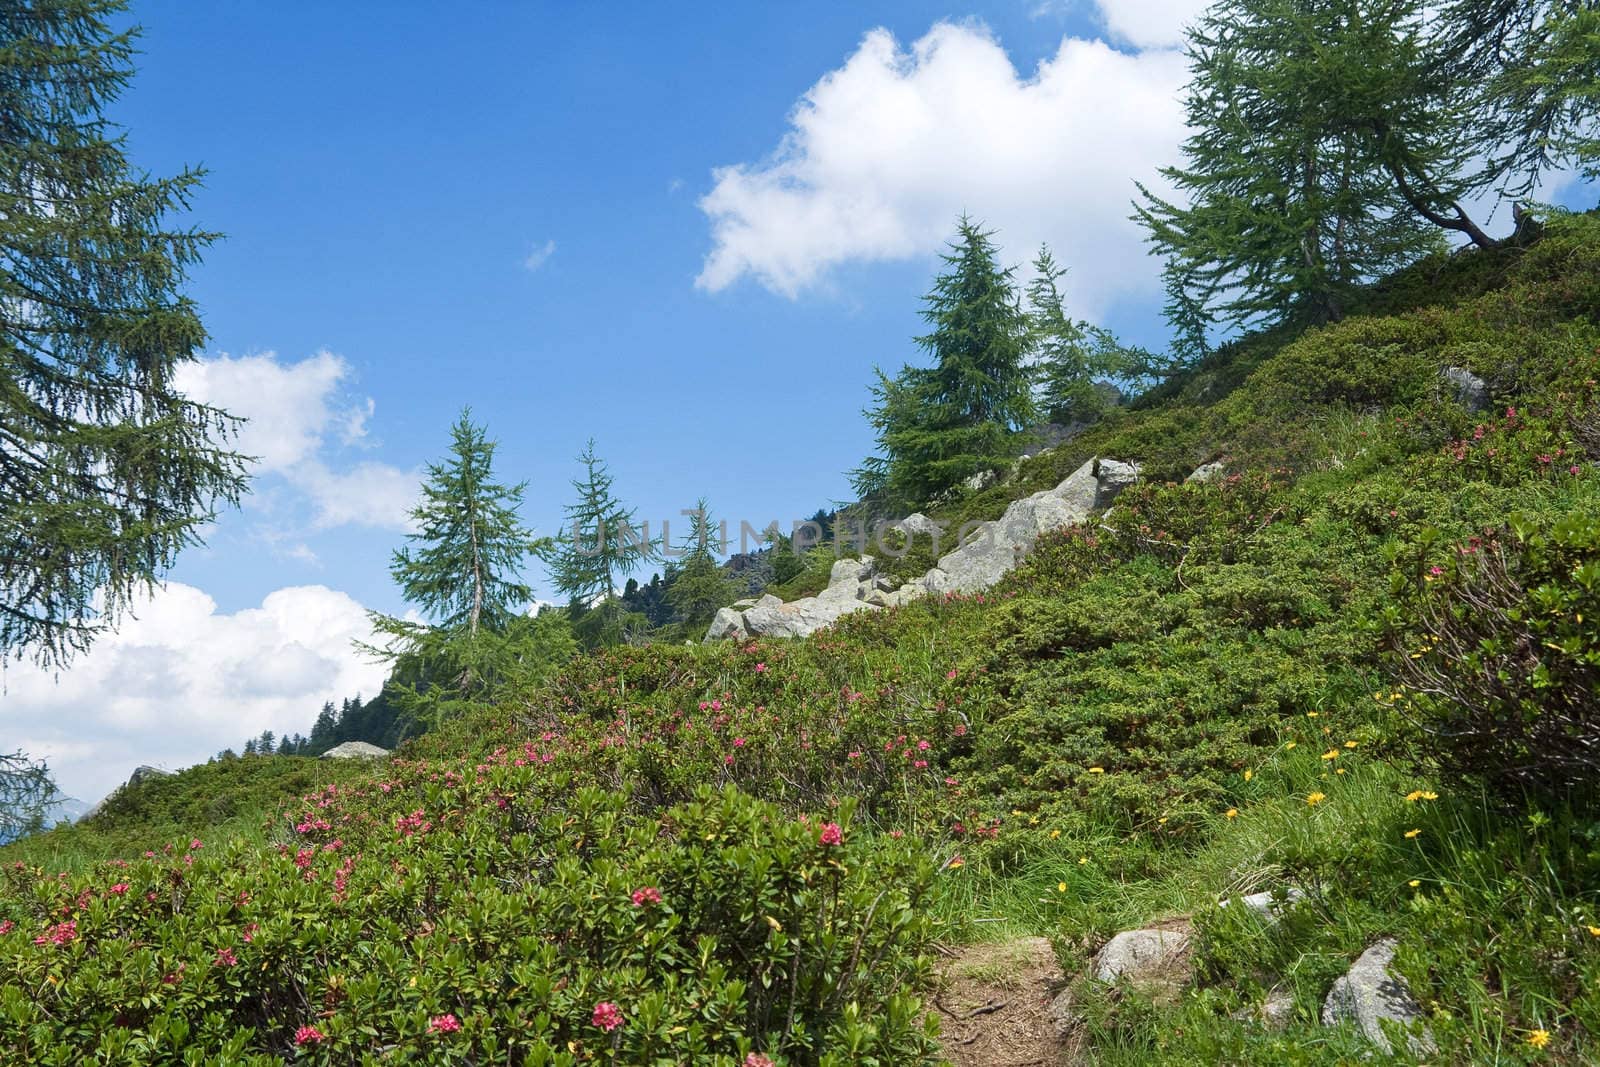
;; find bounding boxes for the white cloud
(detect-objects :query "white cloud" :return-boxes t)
[2,583,389,805]
[296,460,421,532]
[174,350,356,473]
[696,22,1188,316]
[1087,0,1210,50]
[176,350,419,535]
[523,239,557,272]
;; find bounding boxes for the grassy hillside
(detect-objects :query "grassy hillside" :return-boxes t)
[4,213,1599,1063]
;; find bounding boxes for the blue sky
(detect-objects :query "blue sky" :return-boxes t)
[127,0,1182,616]
[11,0,1589,803]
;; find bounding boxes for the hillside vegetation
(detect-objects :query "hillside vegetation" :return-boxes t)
[5,214,1600,1063]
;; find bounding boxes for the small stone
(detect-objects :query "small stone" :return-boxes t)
[1186,460,1227,484]
[1219,887,1305,921]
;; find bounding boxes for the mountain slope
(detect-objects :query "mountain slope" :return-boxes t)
[4,212,1599,1064]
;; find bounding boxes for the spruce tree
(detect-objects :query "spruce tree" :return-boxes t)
[666,498,736,627]
[854,217,1033,506]
[1,0,248,666]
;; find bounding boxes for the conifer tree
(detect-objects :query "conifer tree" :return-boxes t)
[1,0,248,666]
[1025,246,1135,426]
[363,410,557,725]
[1135,0,1450,332]
[544,440,656,608]
[666,498,736,626]
[854,218,1033,506]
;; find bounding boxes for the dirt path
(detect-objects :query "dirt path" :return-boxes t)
[931,937,1074,1067]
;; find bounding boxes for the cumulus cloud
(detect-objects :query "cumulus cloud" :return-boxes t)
[523,239,557,272]
[296,460,422,532]
[695,22,1188,315]
[175,350,419,535]
[174,350,361,473]
[1084,0,1211,50]
[3,583,388,804]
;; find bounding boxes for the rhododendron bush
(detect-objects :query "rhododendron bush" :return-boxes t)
[0,770,939,1064]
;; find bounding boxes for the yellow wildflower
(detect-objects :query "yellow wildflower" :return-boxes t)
[1321,748,1340,760]
[1049,828,1061,839]
[1306,792,1326,806]
[1405,828,1421,839]
[1528,1029,1550,1050]
[1243,769,1253,782]
[1225,808,1238,819]
[1286,741,1297,750]
[1057,881,1067,893]
[1409,879,1420,888]
[1089,766,1104,774]
[1586,925,1600,937]
[1344,740,1358,749]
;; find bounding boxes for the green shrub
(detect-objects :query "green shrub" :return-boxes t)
[1386,510,1600,805]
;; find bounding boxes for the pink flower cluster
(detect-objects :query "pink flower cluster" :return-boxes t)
[33,920,76,946]
[395,809,433,837]
[631,886,662,907]
[295,1024,324,1046]
[592,1001,624,1031]
[429,1013,462,1034]
[818,822,843,847]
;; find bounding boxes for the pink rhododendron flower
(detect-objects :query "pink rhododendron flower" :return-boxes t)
[429,1013,462,1034]
[33,920,76,946]
[108,883,129,895]
[294,1025,324,1046]
[592,1001,624,1031]
[745,1055,775,1067]
[631,886,662,907]
[0,920,13,936]
[818,822,843,846]
[214,947,238,967]
[189,839,203,850]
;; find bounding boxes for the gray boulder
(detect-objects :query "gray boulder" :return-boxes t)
[1186,460,1227,484]
[320,741,390,760]
[1440,366,1489,412]
[1321,938,1435,1055]
[890,512,945,550]
[1093,458,1142,508]
[1093,928,1192,984]
[705,606,748,641]
[920,457,1116,596]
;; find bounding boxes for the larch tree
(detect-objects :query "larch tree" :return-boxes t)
[363,410,554,725]
[1,0,248,666]
[665,498,736,627]
[543,439,656,611]
[1025,246,1136,426]
[0,750,59,843]
[1135,0,1450,332]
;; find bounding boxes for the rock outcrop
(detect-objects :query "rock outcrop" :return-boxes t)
[320,741,390,760]
[704,458,1141,642]
[1321,938,1435,1055]
[126,764,173,787]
